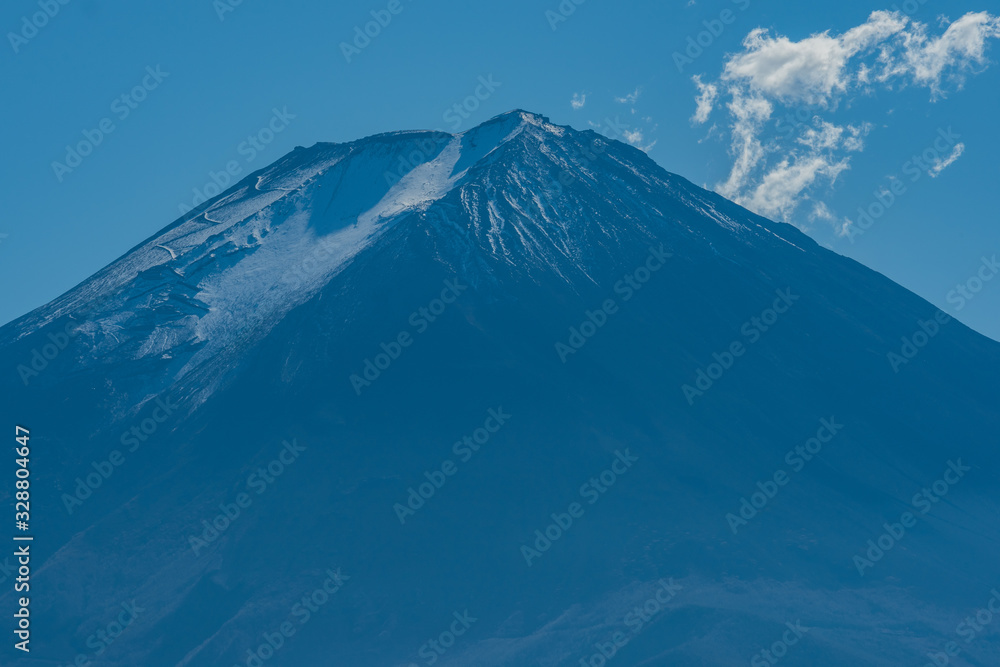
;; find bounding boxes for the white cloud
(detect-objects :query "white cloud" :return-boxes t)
[588,116,658,153]
[897,12,1000,96]
[691,75,719,124]
[722,11,908,106]
[624,129,642,144]
[694,10,1000,230]
[744,155,850,220]
[718,10,1000,107]
[797,120,844,151]
[716,109,872,221]
[836,217,855,238]
[716,89,773,201]
[615,88,641,104]
[622,128,657,153]
[809,201,837,223]
[798,121,871,152]
[928,142,965,177]
[571,93,587,110]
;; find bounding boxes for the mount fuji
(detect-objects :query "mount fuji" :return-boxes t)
[2,110,999,666]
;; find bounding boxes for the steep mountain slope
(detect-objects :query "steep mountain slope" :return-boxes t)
[2,111,999,666]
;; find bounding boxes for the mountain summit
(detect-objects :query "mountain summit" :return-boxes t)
[6,109,796,405]
[3,111,999,666]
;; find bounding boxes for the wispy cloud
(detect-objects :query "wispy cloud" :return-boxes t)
[884,12,1000,96]
[721,11,909,107]
[623,128,657,153]
[809,201,837,224]
[928,142,965,177]
[615,88,642,104]
[691,10,1000,229]
[571,92,587,110]
[691,75,718,124]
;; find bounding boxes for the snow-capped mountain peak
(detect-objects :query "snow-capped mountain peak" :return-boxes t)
[6,111,795,402]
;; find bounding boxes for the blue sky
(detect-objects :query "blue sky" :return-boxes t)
[2,0,998,340]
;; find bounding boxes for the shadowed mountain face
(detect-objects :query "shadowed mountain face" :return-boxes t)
[2,110,999,666]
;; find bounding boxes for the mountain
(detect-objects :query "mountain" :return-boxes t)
[2,110,999,666]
